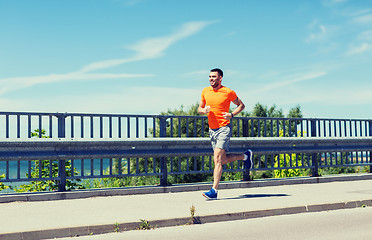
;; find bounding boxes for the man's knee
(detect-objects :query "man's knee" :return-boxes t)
[214,148,225,163]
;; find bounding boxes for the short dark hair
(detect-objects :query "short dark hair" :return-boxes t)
[210,68,223,77]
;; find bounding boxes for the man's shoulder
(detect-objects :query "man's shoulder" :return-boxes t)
[220,86,234,93]
[202,86,212,93]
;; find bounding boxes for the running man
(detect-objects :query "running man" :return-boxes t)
[198,68,253,200]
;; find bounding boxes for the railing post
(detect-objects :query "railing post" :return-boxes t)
[369,121,372,173]
[159,116,168,186]
[242,118,249,137]
[311,119,319,177]
[56,113,67,192]
[242,118,252,181]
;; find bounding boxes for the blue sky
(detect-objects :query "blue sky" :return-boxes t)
[1,0,372,119]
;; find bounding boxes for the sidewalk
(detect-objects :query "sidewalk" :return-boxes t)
[1,174,372,240]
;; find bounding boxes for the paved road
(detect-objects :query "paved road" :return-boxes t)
[50,207,372,240]
[2,174,372,240]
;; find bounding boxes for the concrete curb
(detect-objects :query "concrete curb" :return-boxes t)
[1,198,371,240]
[1,173,372,203]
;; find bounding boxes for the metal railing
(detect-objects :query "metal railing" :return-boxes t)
[0,111,372,192]
[0,111,371,139]
[1,137,372,191]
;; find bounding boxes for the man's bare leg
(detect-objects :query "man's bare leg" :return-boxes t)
[212,148,245,190]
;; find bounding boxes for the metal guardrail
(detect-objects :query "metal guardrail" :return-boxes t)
[0,111,372,192]
[0,111,371,139]
[1,137,372,191]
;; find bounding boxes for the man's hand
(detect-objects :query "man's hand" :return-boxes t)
[203,106,211,114]
[222,112,233,120]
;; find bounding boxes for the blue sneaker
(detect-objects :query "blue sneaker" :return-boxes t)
[202,188,217,200]
[244,150,253,170]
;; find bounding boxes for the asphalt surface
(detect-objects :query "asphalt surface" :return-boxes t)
[1,174,372,240]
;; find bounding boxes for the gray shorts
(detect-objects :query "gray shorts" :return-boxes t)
[209,125,232,151]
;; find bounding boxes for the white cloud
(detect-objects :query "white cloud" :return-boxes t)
[346,43,371,55]
[0,21,216,96]
[357,30,372,41]
[306,22,327,43]
[0,86,201,114]
[352,14,372,24]
[127,21,217,60]
[0,72,153,96]
[256,71,327,93]
[322,0,347,7]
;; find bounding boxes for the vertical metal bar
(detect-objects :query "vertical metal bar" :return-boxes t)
[127,117,131,138]
[202,118,205,137]
[136,158,139,174]
[170,118,174,137]
[257,119,261,137]
[17,161,20,179]
[338,121,341,137]
[136,117,139,138]
[109,117,112,138]
[71,116,74,138]
[333,120,337,137]
[349,120,353,137]
[118,158,122,175]
[344,120,347,137]
[57,113,66,191]
[178,117,181,137]
[49,115,53,138]
[251,119,254,137]
[186,118,189,137]
[17,115,21,138]
[159,117,168,186]
[81,159,85,177]
[242,118,248,137]
[90,116,94,138]
[270,120,274,137]
[100,116,103,138]
[28,115,31,138]
[39,115,42,138]
[57,114,66,138]
[360,121,363,137]
[153,117,156,137]
[118,117,122,138]
[369,120,372,173]
[6,115,9,138]
[194,118,197,137]
[81,116,84,138]
[28,161,31,179]
[71,160,75,177]
[323,120,326,137]
[311,119,319,177]
[306,120,309,137]
[91,159,94,176]
[277,120,280,137]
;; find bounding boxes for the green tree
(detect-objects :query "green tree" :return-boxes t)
[0,174,11,191]
[274,130,309,178]
[14,129,84,192]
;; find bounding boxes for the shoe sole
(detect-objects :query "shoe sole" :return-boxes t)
[202,193,217,200]
[246,150,253,170]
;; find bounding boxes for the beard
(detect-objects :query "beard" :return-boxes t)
[211,81,220,88]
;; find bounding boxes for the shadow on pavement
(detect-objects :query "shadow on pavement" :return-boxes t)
[216,193,289,201]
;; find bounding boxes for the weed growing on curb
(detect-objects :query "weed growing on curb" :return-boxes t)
[188,205,201,224]
[114,222,120,233]
[137,219,154,230]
